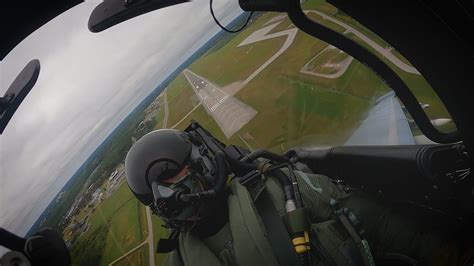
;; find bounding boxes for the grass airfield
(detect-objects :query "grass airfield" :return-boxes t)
[162,0,455,148]
[163,4,390,152]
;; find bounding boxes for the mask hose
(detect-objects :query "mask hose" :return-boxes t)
[241,149,291,164]
[239,150,311,266]
[180,152,228,202]
[225,153,258,174]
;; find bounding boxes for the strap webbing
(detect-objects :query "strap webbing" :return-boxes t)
[254,191,301,266]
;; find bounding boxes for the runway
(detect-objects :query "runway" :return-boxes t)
[183,69,257,138]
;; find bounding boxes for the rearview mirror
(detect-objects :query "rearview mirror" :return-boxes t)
[88,0,190,32]
[0,59,40,134]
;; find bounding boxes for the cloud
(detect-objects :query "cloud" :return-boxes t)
[0,0,242,238]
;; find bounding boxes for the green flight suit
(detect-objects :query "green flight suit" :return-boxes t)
[163,170,447,265]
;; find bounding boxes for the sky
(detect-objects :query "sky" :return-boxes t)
[0,0,242,240]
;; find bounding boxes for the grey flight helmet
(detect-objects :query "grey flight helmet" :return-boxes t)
[124,129,192,206]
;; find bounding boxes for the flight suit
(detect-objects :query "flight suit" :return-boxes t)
[163,170,448,265]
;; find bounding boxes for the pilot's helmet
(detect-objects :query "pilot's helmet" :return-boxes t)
[124,129,192,206]
[125,129,221,230]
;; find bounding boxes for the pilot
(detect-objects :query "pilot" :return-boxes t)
[124,128,464,266]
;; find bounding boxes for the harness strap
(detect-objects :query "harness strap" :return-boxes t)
[156,230,180,254]
[254,190,301,266]
[331,202,375,266]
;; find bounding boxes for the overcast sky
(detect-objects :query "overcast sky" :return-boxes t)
[0,0,242,241]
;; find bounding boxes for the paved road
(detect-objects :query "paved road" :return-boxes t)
[145,206,155,266]
[183,69,257,139]
[306,10,420,75]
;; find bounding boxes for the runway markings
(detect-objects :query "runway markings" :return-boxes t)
[183,69,257,138]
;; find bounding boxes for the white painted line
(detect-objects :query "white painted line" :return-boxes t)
[109,241,147,265]
[183,69,258,139]
[218,95,229,104]
[238,21,298,85]
[183,71,213,112]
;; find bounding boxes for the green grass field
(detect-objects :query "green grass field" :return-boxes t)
[153,0,455,149]
[71,183,147,266]
[114,245,149,266]
[174,105,229,144]
[227,21,386,150]
[86,183,134,234]
[163,74,200,128]
[189,35,284,87]
[70,223,108,266]
[301,0,330,10]
[99,200,143,264]
[231,74,371,151]
[150,9,390,153]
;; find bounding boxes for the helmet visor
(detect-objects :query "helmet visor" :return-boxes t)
[147,159,187,184]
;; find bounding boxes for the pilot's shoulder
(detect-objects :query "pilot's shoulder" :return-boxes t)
[294,170,348,201]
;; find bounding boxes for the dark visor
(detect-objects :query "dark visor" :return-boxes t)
[146,159,185,185]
